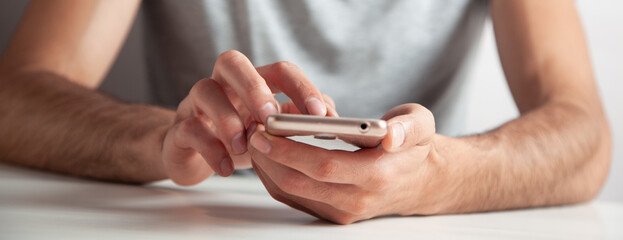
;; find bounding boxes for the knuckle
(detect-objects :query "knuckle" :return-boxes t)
[347,195,373,215]
[424,111,436,132]
[176,117,215,147]
[423,107,434,120]
[267,190,288,204]
[401,103,435,139]
[171,175,204,187]
[414,107,435,138]
[417,105,435,124]
[197,77,212,90]
[411,103,435,122]
[315,158,339,180]
[176,96,191,112]
[404,103,426,115]
[412,120,424,140]
[215,117,244,140]
[272,61,297,73]
[330,214,358,225]
[272,61,309,94]
[217,50,247,68]
[190,78,211,97]
[369,164,393,191]
[278,173,305,194]
[246,77,267,92]
[188,84,201,102]
[189,79,221,110]
[212,111,240,127]
[409,103,425,111]
[178,118,200,135]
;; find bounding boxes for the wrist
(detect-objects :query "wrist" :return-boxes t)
[417,134,468,215]
[396,134,454,216]
[111,104,175,183]
[431,133,508,214]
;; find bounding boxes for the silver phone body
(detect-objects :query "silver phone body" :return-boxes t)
[265,114,387,148]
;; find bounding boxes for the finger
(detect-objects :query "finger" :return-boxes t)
[253,161,365,224]
[321,93,339,117]
[164,117,234,182]
[213,50,279,123]
[256,61,328,116]
[189,78,247,155]
[381,104,436,152]
[230,152,252,169]
[251,161,325,219]
[251,146,367,216]
[249,124,383,185]
[279,101,302,114]
[256,163,365,224]
[162,135,213,186]
[174,96,195,123]
[279,96,338,116]
[321,93,336,109]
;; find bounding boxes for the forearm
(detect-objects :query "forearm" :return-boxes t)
[432,100,611,213]
[0,71,174,183]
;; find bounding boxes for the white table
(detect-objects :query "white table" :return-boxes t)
[1,163,622,240]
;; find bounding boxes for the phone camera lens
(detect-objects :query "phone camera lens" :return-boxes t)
[360,122,369,132]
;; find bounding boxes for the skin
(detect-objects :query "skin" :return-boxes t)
[249,0,611,224]
[0,0,331,184]
[0,0,611,225]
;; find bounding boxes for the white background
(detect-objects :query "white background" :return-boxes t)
[0,1,621,202]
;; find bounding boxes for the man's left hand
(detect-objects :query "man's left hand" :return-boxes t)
[249,103,449,224]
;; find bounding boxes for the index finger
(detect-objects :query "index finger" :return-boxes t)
[212,50,278,123]
[248,125,384,185]
[256,61,327,117]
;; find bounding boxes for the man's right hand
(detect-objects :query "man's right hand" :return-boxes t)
[161,50,333,186]
[0,0,333,184]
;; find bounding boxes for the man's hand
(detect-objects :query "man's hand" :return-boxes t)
[247,0,613,221]
[161,50,333,186]
[249,104,439,224]
[0,0,335,184]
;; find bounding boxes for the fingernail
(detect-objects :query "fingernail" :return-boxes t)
[251,133,271,154]
[259,102,278,123]
[220,157,234,176]
[306,97,327,116]
[390,122,405,149]
[326,102,339,117]
[232,132,247,155]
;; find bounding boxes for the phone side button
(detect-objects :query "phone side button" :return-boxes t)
[314,134,337,140]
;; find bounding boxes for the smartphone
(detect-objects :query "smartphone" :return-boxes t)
[265,114,387,148]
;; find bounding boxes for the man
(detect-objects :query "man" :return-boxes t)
[0,0,611,224]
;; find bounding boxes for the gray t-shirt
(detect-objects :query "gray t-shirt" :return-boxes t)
[142,0,488,136]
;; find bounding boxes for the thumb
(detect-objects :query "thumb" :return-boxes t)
[381,104,435,152]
